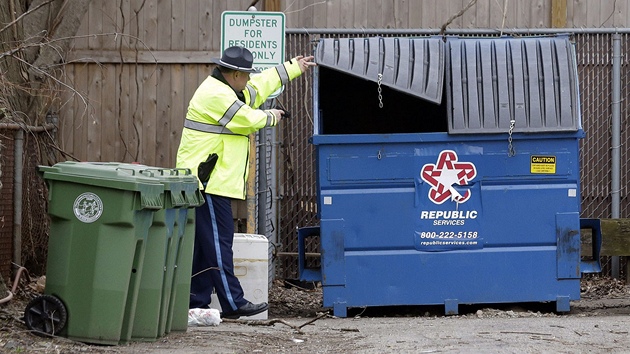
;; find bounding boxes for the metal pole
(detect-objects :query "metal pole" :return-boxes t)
[611,33,621,278]
[269,118,278,284]
[257,127,267,235]
[13,129,23,271]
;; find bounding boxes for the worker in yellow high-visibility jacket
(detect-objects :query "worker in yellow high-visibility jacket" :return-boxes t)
[176,45,315,319]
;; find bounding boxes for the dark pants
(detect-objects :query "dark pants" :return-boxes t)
[189,193,246,311]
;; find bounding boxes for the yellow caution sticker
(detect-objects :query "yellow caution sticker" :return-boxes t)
[531,155,556,174]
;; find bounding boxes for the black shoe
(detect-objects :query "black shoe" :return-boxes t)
[221,301,269,319]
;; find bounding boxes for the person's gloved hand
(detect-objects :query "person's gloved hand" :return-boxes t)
[275,106,291,119]
[268,108,285,122]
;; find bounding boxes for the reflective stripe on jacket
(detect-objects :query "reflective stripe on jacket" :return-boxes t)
[176,59,303,199]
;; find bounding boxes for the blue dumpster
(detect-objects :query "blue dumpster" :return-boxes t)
[302,35,601,317]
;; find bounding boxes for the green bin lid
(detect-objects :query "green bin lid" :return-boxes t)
[69,163,204,208]
[138,166,203,208]
[39,161,164,210]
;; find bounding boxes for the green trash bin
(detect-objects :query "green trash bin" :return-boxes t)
[23,161,164,345]
[126,166,202,341]
[164,174,204,333]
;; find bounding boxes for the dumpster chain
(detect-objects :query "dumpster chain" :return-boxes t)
[508,119,516,157]
[377,73,384,108]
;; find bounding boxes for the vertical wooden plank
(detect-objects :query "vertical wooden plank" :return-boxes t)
[74,2,90,49]
[366,0,382,28]
[505,0,519,28]
[145,0,158,50]
[211,0,228,49]
[431,0,449,30]
[489,0,506,30]
[340,0,354,29]
[396,0,409,28]
[265,0,281,11]
[408,0,423,28]
[312,0,327,28]
[142,65,158,166]
[101,0,117,50]
[283,0,298,27]
[436,0,468,29]
[118,64,133,162]
[462,0,477,28]
[156,64,171,167]
[73,64,89,161]
[474,0,490,28]
[382,0,395,29]
[613,0,627,27]
[199,0,213,51]
[352,0,367,28]
[157,0,172,51]
[101,65,118,162]
[531,0,548,27]
[171,0,185,50]
[155,0,169,166]
[129,62,142,162]
[327,0,341,28]
[78,63,92,161]
[88,0,103,49]
[113,0,125,50]
[447,0,465,29]
[566,0,574,27]
[170,64,185,165]
[117,0,131,49]
[87,64,103,161]
[129,0,143,50]
[298,0,316,33]
[60,64,75,156]
[552,0,567,27]
[599,0,615,27]
[585,0,600,27]
[185,0,199,51]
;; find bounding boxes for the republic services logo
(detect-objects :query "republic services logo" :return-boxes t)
[421,150,477,204]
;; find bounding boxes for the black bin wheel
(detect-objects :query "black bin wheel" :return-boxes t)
[24,294,68,336]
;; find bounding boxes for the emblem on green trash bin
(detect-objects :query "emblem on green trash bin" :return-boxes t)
[73,192,103,223]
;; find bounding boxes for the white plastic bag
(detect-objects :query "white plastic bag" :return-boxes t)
[188,308,222,326]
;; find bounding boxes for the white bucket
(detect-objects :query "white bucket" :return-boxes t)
[209,233,269,319]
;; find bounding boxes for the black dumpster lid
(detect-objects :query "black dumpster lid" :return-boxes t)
[446,35,580,134]
[315,36,445,104]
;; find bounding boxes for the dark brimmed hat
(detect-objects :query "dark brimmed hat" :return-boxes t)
[212,46,259,73]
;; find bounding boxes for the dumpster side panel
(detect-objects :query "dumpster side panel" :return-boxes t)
[315,133,582,313]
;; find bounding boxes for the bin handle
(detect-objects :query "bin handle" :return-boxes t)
[115,167,156,177]
[172,168,192,176]
[143,168,192,176]
[143,168,170,176]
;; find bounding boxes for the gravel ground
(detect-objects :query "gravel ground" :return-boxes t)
[1,277,630,353]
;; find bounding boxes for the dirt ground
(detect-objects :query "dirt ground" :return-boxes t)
[1,276,630,353]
